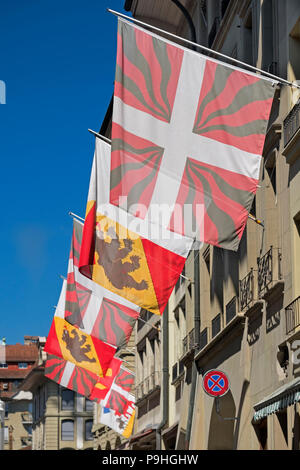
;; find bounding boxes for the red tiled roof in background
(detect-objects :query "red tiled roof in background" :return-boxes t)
[4,344,38,362]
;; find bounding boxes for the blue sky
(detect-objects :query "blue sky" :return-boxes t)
[0,0,130,345]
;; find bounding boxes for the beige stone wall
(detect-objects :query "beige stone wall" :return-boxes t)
[98,0,300,451]
[3,400,32,450]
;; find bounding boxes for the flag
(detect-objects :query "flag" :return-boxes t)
[44,315,117,377]
[45,353,123,401]
[44,281,117,378]
[99,368,136,438]
[45,354,99,397]
[90,363,134,403]
[79,137,193,315]
[66,219,140,349]
[110,18,277,251]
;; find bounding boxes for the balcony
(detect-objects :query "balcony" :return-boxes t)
[282,100,300,165]
[182,328,195,359]
[135,371,161,402]
[257,246,283,299]
[284,100,300,147]
[171,358,185,385]
[239,269,254,311]
[285,296,300,336]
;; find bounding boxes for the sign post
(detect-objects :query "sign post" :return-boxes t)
[202,369,238,421]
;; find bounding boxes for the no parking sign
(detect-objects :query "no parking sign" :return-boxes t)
[202,369,230,398]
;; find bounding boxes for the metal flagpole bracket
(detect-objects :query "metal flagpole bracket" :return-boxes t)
[88,128,112,144]
[107,8,300,90]
[248,213,264,228]
[138,316,161,332]
[68,211,85,223]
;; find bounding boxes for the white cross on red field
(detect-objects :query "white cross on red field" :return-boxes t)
[112,52,262,234]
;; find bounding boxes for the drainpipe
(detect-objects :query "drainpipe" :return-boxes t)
[185,249,200,449]
[155,304,169,450]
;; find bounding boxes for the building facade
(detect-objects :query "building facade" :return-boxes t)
[0,336,39,450]
[97,0,300,450]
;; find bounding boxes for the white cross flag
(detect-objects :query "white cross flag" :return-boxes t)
[110,18,277,251]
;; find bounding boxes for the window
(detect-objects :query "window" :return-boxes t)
[212,314,221,338]
[199,328,208,350]
[0,363,8,368]
[85,419,93,441]
[18,362,28,369]
[13,379,21,390]
[61,420,74,441]
[226,297,237,324]
[261,0,276,73]
[61,389,74,410]
[85,399,94,412]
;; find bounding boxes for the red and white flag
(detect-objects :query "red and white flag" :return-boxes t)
[45,353,123,401]
[110,18,277,251]
[66,219,140,349]
[99,366,136,438]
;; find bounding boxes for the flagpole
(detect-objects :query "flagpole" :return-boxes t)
[68,211,85,223]
[138,317,161,332]
[107,8,300,90]
[88,128,111,144]
[248,213,264,227]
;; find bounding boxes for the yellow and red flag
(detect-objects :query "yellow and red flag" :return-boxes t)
[45,353,123,401]
[79,138,192,315]
[44,315,116,378]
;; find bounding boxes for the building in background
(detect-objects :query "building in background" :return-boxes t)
[97,0,300,450]
[0,336,39,450]
[19,337,95,450]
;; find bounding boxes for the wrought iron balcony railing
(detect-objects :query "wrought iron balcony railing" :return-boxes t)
[182,328,195,356]
[283,100,300,147]
[135,371,161,401]
[239,269,254,311]
[257,246,282,297]
[285,296,300,335]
